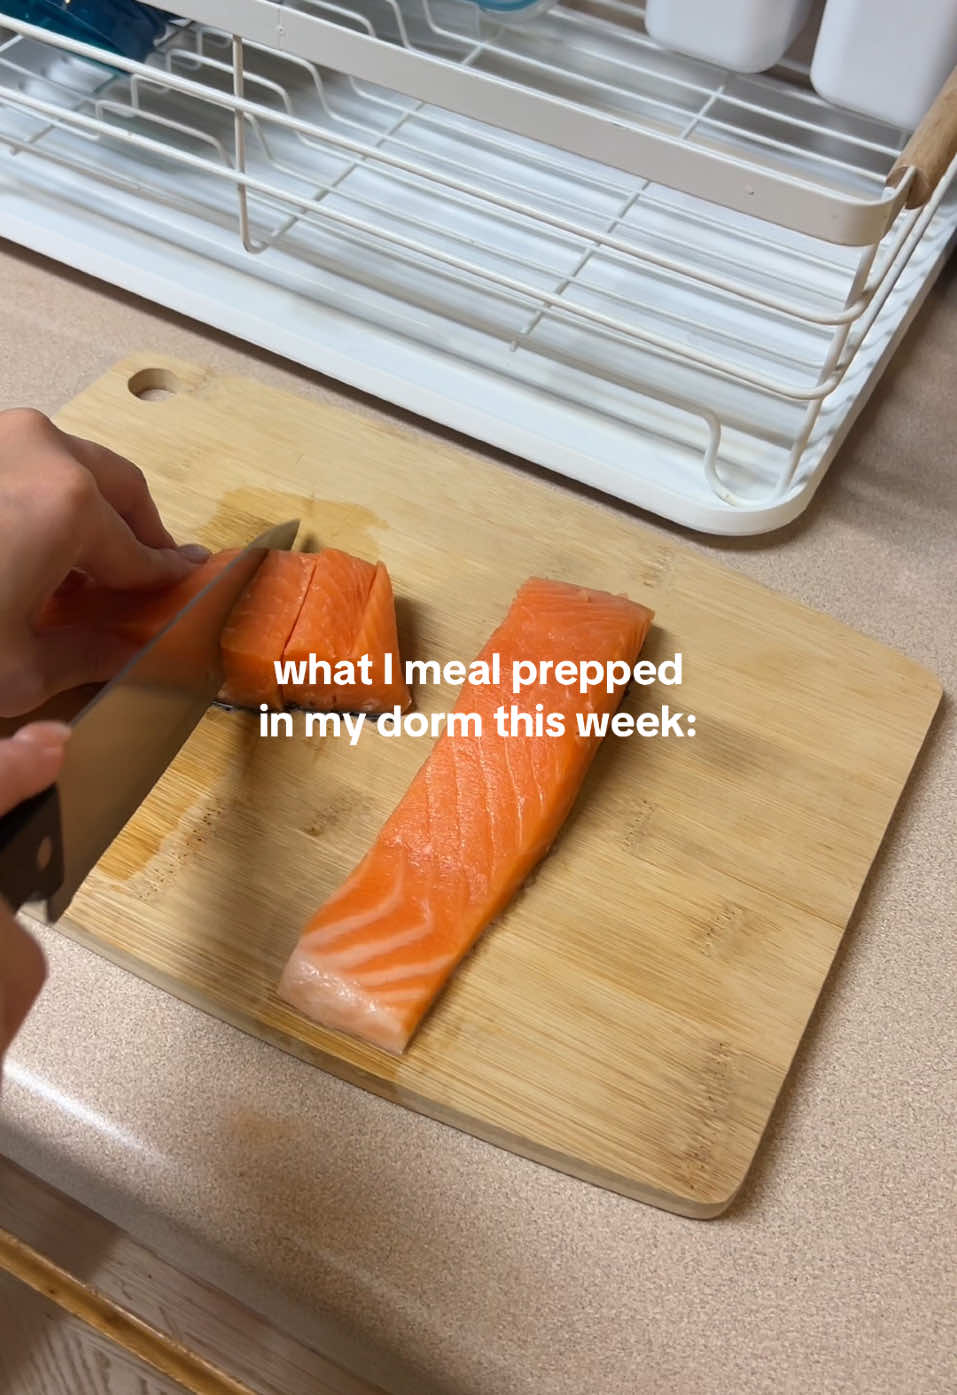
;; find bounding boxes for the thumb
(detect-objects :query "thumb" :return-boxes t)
[0,722,71,816]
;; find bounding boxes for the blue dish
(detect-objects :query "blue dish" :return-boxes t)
[1,0,166,62]
[472,0,551,10]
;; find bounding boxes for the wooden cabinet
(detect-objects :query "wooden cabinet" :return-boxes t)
[1,1273,188,1395]
[0,1159,383,1395]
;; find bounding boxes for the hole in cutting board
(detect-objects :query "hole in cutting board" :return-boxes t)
[127,368,182,402]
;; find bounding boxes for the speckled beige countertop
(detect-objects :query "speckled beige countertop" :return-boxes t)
[1,242,955,1395]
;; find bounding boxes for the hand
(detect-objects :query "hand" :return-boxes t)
[0,722,70,1065]
[0,408,207,718]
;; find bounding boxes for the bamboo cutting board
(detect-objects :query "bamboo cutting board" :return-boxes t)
[39,354,940,1217]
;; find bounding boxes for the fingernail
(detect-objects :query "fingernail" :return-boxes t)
[158,548,194,578]
[179,543,212,564]
[13,721,72,749]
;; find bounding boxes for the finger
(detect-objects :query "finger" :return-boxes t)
[65,434,178,551]
[0,912,47,1058]
[179,543,212,564]
[27,629,137,712]
[0,722,71,815]
[0,627,136,717]
[72,480,196,591]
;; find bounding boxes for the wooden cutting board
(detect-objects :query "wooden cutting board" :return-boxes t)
[38,354,940,1218]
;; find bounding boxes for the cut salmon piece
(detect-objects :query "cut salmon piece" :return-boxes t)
[220,551,316,709]
[278,577,654,1053]
[281,549,411,714]
[38,546,409,715]
[37,551,238,647]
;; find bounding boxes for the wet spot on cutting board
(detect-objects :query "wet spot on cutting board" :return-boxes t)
[202,486,386,561]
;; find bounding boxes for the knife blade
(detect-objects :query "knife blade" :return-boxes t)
[0,518,299,921]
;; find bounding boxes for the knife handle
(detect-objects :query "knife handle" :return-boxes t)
[0,786,64,915]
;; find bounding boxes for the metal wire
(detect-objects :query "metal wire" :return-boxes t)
[0,10,948,511]
[0,22,889,328]
[290,0,903,183]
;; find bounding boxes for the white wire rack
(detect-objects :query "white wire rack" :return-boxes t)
[0,1,954,533]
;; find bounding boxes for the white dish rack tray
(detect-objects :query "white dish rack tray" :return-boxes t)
[0,1,955,534]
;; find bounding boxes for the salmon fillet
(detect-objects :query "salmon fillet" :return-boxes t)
[278,577,654,1053]
[38,547,408,714]
[220,551,316,709]
[38,551,238,647]
[281,549,411,713]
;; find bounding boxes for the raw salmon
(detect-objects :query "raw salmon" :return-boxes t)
[278,578,654,1053]
[38,551,238,647]
[220,551,316,710]
[38,547,408,715]
[281,549,411,713]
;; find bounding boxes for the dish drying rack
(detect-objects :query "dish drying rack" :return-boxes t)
[0,2,955,534]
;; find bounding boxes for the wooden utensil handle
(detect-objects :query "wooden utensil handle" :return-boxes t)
[887,64,957,208]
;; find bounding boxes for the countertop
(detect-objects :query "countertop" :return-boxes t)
[1,242,954,1395]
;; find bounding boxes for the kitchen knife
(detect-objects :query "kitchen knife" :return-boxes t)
[0,518,299,921]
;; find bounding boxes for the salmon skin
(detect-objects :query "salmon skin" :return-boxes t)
[278,577,654,1053]
[39,547,408,715]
